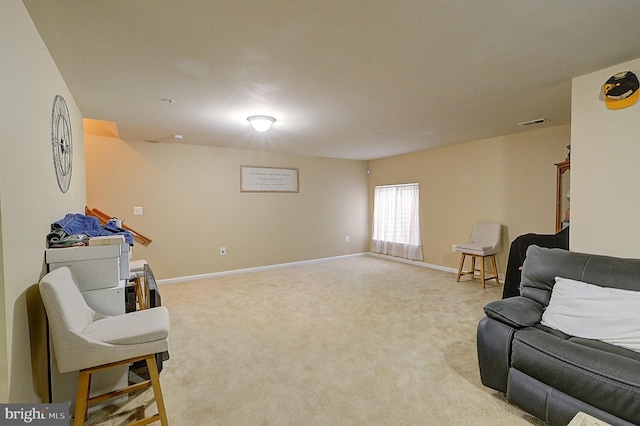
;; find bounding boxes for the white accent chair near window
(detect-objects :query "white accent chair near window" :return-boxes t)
[454,223,502,288]
[39,266,170,425]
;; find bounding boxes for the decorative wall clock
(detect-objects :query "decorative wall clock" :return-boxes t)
[51,95,73,193]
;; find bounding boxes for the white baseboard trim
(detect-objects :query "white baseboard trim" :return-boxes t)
[157,251,504,285]
[156,252,368,285]
[367,252,505,283]
[367,252,459,274]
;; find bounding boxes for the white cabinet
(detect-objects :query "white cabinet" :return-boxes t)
[45,243,130,291]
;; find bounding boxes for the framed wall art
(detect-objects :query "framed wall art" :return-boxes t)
[240,166,299,193]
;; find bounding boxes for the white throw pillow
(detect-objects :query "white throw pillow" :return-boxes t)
[541,276,640,353]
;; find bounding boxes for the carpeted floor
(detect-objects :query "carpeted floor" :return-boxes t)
[84,255,544,425]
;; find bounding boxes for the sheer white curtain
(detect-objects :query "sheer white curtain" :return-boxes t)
[371,183,423,261]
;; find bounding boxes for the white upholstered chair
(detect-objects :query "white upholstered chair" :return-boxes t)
[454,222,502,288]
[39,266,170,425]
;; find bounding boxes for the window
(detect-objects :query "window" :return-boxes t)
[371,183,423,260]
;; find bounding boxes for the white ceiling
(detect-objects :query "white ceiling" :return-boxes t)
[23,0,640,160]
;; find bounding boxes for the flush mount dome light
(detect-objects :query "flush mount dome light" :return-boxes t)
[247,115,276,133]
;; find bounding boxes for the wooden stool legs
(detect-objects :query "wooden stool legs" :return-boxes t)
[456,253,500,288]
[74,354,168,425]
[130,276,148,310]
[147,356,169,426]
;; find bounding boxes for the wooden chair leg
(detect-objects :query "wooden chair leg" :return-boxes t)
[138,278,146,310]
[146,355,169,426]
[73,355,168,426]
[457,253,500,289]
[131,277,146,310]
[74,370,91,426]
[491,255,500,286]
[470,256,476,278]
[456,253,465,282]
[144,277,150,309]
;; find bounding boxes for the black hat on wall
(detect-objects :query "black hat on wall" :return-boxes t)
[603,71,639,110]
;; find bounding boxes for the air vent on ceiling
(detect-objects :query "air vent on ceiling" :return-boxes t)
[517,118,548,126]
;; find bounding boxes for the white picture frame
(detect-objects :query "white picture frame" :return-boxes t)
[240,166,299,193]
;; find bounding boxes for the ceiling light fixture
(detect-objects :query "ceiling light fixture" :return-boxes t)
[247,115,276,133]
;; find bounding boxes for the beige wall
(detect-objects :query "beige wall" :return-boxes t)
[368,125,571,273]
[1,1,86,402]
[85,136,370,279]
[8,0,639,404]
[570,58,640,257]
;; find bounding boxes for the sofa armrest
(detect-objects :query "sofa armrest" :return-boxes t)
[483,296,544,328]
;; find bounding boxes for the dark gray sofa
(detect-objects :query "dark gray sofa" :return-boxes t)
[477,245,640,425]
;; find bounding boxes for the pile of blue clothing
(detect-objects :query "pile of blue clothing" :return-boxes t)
[48,213,134,247]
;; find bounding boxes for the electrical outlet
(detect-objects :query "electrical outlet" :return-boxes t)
[134,206,143,216]
[345,235,350,243]
[220,246,227,255]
